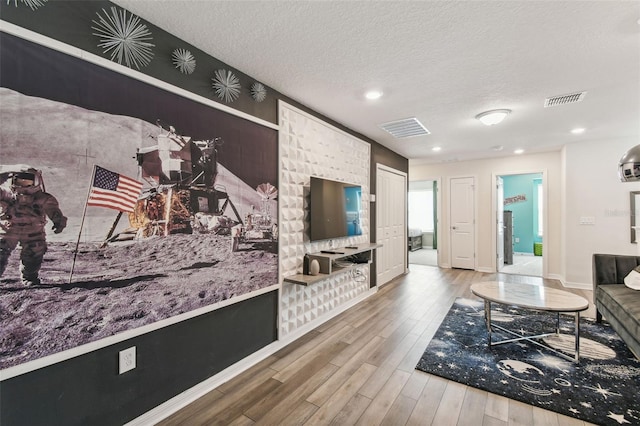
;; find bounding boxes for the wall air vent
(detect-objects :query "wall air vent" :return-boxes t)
[379,117,430,139]
[544,91,587,107]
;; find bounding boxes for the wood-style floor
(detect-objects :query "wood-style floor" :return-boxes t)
[158,265,597,426]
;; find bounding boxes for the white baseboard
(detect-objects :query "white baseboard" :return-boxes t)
[545,274,591,290]
[561,281,592,290]
[125,287,377,426]
[476,267,494,273]
[546,273,564,283]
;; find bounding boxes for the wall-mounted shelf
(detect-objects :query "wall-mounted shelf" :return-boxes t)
[283,243,381,286]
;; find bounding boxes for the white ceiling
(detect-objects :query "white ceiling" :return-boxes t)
[112,0,640,164]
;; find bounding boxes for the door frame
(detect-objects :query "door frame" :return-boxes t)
[497,176,505,270]
[448,175,478,270]
[376,163,408,281]
[408,177,442,268]
[491,170,548,277]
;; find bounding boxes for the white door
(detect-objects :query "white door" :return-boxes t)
[376,166,407,286]
[496,176,504,270]
[450,177,475,269]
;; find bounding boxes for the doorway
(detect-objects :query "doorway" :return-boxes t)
[496,172,544,277]
[408,180,438,267]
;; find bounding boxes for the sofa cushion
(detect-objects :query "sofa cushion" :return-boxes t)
[597,284,640,338]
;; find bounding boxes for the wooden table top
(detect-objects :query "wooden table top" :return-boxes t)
[470,281,589,312]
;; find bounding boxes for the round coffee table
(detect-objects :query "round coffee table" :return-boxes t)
[470,281,589,363]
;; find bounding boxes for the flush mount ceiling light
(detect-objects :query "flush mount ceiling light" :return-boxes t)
[365,90,383,100]
[475,109,511,126]
[514,148,524,154]
[432,146,442,152]
[571,128,586,134]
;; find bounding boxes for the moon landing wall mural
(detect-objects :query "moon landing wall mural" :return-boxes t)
[0,32,279,372]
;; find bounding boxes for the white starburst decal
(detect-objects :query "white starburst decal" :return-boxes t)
[569,407,580,414]
[251,82,267,102]
[607,412,631,424]
[212,69,241,103]
[172,48,196,74]
[580,401,593,409]
[91,7,155,70]
[6,0,46,9]
[584,383,622,400]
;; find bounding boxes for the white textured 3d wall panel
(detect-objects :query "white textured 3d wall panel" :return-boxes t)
[279,102,371,338]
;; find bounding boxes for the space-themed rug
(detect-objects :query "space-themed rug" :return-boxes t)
[416,297,640,425]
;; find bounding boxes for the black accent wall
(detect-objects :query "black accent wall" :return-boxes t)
[1,290,278,426]
[0,1,407,424]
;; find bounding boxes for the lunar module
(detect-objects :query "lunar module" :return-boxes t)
[118,121,277,251]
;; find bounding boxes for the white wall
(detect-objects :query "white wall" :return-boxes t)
[411,138,640,288]
[563,137,640,286]
[410,152,562,276]
[278,101,372,338]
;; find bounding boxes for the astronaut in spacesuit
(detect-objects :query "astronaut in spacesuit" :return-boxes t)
[0,166,67,286]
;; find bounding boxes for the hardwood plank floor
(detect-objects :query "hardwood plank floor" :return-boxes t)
[157,265,597,426]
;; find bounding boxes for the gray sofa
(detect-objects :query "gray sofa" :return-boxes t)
[592,254,640,358]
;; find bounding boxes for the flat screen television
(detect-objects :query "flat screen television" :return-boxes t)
[310,176,362,242]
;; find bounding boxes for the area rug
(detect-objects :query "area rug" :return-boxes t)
[416,298,640,426]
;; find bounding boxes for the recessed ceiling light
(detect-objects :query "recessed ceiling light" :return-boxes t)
[365,90,383,100]
[514,149,524,154]
[432,146,441,152]
[475,109,511,126]
[571,128,586,134]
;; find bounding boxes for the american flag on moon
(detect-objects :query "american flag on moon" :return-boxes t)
[87,166,143,212]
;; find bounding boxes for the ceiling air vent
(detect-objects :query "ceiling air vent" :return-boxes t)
[544,91,587,108]
[379,117,430,139]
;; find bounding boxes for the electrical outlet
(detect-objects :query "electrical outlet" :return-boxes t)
[515,237,520,243]
[119,346,136,374]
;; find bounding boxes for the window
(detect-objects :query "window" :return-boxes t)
[408,190,434,232]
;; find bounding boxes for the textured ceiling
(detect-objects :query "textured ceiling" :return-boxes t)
[112,0,640,164]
